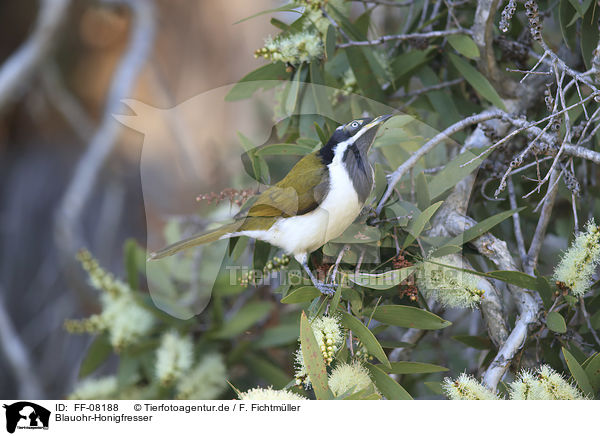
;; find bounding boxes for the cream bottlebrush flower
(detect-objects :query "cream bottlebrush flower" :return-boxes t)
[100,292,155,350]
[155,330,194,385]
[418,256,484,308]
[328,362,375,396]
[67,250,155,350]
[553,219,600,297]
[239,387,306,400]
[176,353,227,400]
[256,31,323,65]
[294,314,344,387]
[68,376,118,400]
[509,365,587,400]
[442,374,500,400]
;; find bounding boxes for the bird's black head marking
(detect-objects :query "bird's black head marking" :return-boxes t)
[318,118,374,165]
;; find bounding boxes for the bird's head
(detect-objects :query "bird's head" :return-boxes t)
[320,115,391,164]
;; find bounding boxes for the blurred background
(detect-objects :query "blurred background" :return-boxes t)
[0,0,291,399]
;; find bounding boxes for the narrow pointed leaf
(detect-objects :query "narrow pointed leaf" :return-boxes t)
[562,347,594,397]
[403,202,443,248]
[281,287,321,304]
[369,305,451,330]
[365,363,413,400]
[340,312,390,368]
[300,312,333,399]
[376,361,448,374]
[448,53,506,110]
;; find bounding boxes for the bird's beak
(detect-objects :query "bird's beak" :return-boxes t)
[369,114,392,127]
[354,114,392,153]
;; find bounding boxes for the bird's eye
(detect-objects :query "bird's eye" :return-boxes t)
[350,121,359,128]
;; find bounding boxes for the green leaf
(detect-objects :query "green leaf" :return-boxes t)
[300,312,333,399]
[486,270,538,290]
[330,223,381,244]
[254,143,315,156]
[285,64,303,114]
[391,49,435,83]
[403,202,443,248]
[416,172,431,211]
[376,361,449,374]
[339,312,390,368]
[349,267,416,290]
[536,276,554,310]
[270,18,289,31]
[441,207,526,250]
[123,238,142,290]
[430,245,462,257]
[562,347,594,397]
[254,324,299,349]
[314,122,329,145]
[212,302,273,339]
[568,0,592,18]
[281,286,321,304]
[581,1,599,69]
[330,285,344,314]
[79,335,112,378]
[325,24,337,60]
[369,305,452,330]
[447,34,480,59]
[452,335,493,350]
[365,363,413,400]
[225,62,290,101]
[234,3,301,24]
[448,53,506,110]
[419,67,462,127]
[345,46,385,101]
[429,147,488,200]
[583,352,600,392]
[559,0,578,50]
[546,312,567,333]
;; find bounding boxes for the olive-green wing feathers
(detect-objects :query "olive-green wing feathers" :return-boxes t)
[149,151,328,260]
[237,151,329,218]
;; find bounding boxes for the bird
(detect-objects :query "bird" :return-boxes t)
[148,115,392,294]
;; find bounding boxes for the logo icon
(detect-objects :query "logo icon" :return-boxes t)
[3,402,50,434]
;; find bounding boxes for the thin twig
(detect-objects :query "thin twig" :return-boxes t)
[507,178,527,267]
[353,0,414,7]
[0,288,44,398]
[376,110,505,215]
[390,78,464,100]
[55,0,155,260]
[337,28,471,48]
[0,0,70,111]
[580,297,600,348]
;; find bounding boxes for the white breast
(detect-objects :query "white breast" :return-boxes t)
[229,145,363,262]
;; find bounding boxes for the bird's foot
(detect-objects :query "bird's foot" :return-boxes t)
[314,281,337,296]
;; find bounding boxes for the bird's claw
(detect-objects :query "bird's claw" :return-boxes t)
[315,282,336,296]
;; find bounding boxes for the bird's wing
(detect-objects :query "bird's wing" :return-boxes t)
[238,151,329,218]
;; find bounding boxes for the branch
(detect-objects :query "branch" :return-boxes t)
[353,0,414,6]
[525,168,560,274]
[443,212,541,389]
[0,0,70,112]
[375,110,506,215]
[471,0,501,85]
[41,63,95,141]
[337,28,470,48]
[55,0,155,259]
[563,143,600,164]
[390,78,464,100]
[0,289,44,398]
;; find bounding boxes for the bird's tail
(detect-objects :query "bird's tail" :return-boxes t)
[148,222,241,260]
